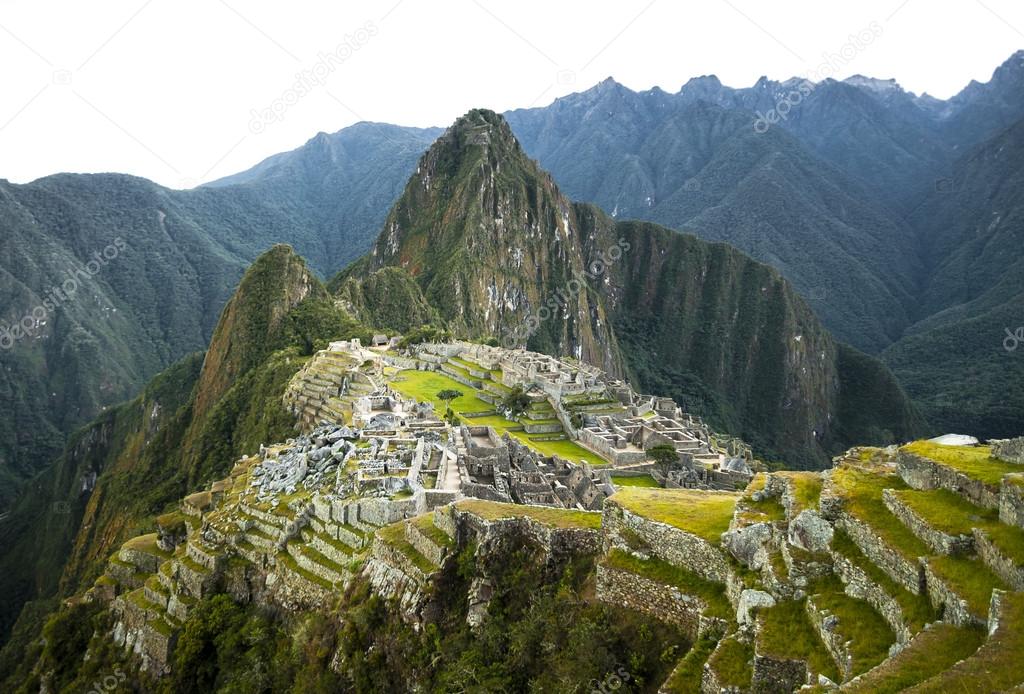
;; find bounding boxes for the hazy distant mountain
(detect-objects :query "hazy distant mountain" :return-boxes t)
[507,90,922,353]
[884,115,1024,437]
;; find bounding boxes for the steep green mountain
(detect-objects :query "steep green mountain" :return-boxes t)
[345,109,924,467]
[358,109,623,374]
[0,245,368,662]
[0,124,435,509]
[883,116,1024,437]
[507,91,922,354]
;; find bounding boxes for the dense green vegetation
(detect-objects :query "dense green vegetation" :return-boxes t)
[331,544,687,692]
[0,247,370,668]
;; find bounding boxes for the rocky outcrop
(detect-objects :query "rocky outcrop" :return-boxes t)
[788,511,833,553]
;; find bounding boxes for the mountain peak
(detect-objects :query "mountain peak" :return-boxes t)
[844,74,904,95]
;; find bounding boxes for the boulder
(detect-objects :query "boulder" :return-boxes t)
[722,522,773,570]
[788,510,833,553]
[737,588,776,625]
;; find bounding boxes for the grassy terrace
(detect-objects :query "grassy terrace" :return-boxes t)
[447,356,483,373]
[927,555,1007,617]
[842,623,985,693]
[123,533,174,559]
[757,599,839,682]
[893,488,1024,564]
[907,592,1024,692]
[611,488,739,544]
[455,499,601,530]
[389,369,608,466]
[604,549,732,620]
[662,635,717,693]
[739,474,786,524]
[376,522,438,575]
[831,529,937,631]
[706,636,753,688]
[411,514,454,548]
[275,551,335,590]
[831,464,931,562]
[776,471,823,513]
[902,441,1022,486]
[610,474,659,488]
[810,575,895,675]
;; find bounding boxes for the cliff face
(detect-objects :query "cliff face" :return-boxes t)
[352,110,922,467]
[575,210,842,467]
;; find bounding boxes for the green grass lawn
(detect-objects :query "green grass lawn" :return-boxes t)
[610,474,659,488]
[455,499,602,529]
[927,555,1007,618]
[841,623,985,693]
[661,636,717,694]
[611,488,739,543]
[831,528,937,631]
[706,636,753,688]
[894,488,1024,564]
[388,370,493,413]
[776,471,823,513]
[831,464,931,561]
[907,592,1024,693]
[757,599,839,682]
[902,441,1022,486]
[810,575,896,676]
[389,369,608,465]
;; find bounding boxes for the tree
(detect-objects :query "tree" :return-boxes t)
[436,389,464,419]
[647,443,679,480]
[502,386,531,418]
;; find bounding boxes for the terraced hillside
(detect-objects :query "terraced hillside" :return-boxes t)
[43,434,1024,692]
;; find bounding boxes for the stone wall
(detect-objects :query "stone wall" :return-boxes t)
[922,560,978,627]
[830,548,913,644]
[805,595,853,682]
[603,501,730,582]
[751,652,807,694]
[406,522,448,567]
[881,489,974,555]
[897,451,999,509]
[992,437,1024,464]
[973,529,1024,590]
[357,497,416,527]
[837,513,924,594]
[595,563,724,641]
[999,476,1024,529]
[454,509,603,564]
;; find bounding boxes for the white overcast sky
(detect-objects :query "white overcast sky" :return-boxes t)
[1,0,1021,188]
